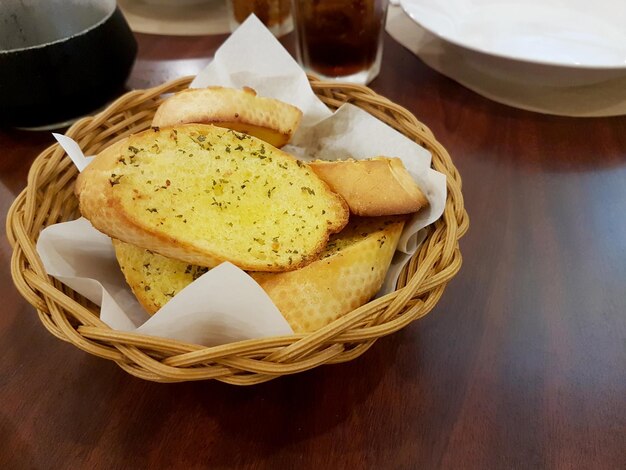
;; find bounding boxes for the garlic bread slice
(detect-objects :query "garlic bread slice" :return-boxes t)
[76,124,348,271]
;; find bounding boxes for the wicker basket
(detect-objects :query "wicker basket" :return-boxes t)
[7,76,469,385]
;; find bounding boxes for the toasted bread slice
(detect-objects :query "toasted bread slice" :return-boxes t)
[251,216,405,332]
[113,216,405,333]
[112,238,209,314]
[152,87,302,148]
[76,124,349,271]
[308,157,429,216]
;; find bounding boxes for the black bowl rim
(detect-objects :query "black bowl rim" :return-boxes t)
[0,0,117,55]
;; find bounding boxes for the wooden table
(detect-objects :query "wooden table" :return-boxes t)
[1,32,625,469]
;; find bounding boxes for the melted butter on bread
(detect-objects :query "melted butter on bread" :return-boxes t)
[113,216,405,333]
[76,124,348,271]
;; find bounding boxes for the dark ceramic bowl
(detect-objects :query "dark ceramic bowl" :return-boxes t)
[0,0,137,128]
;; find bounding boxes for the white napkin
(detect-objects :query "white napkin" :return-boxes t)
[386,5,626,117]
[37,16,446,347]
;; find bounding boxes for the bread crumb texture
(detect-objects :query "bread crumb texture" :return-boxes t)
[251,216,405,332]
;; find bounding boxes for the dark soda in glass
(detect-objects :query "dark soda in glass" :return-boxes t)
[228,0,293,37]
[293,0,389,82]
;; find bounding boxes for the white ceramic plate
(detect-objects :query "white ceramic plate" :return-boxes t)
[118,0,230,36]
[139,0,215,5]
[400,0,626,86]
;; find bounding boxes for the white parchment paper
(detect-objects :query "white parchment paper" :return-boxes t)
[37,16,446,347]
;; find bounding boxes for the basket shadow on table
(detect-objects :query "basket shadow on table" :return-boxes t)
[61,328,406,464]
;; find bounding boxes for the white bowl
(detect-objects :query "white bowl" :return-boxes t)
[400,0,626,87]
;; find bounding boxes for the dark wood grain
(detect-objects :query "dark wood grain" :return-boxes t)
[1,31,625,470]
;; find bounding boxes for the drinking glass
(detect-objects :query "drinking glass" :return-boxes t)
[227,0,293,37]
[292,0,390,84]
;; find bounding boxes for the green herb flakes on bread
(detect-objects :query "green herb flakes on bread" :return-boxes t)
[75,124,349,272]
[112,216,405,333]
[152,86,302,148]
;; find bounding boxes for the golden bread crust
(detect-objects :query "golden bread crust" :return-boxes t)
[308,157,429,216]
[251,216,405,332]
[152,86,302,147]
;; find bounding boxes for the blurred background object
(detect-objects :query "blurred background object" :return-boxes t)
[227,0,293,37]
[292,0,389,84]
[0,0,137,129]
[118,0,231,36]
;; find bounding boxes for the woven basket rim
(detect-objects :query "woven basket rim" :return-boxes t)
[7,75,469,384]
